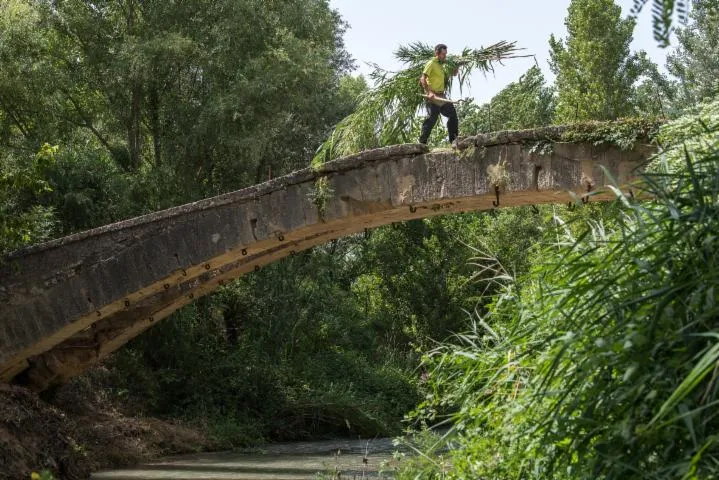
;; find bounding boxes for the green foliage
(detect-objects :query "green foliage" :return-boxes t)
[43,147,139,232]
[0,144,58,254]
[309,177,334,219]
[30,470,55,480]
[110,239,426,445]
[313,41,524,164]
[666,0,719,108]
[631,0,689,47]
[628,0,718,118]
[404,100,719,479]
[458,66,556,134]
[0,0,361,253]
[557,118,660,149]
[653,96,719,171]
[336,75,370,114]
[631,54,679,117]
[0,0,354,202]
[550,0,644,122]
[392,429,453,479]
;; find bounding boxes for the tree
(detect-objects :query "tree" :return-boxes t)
[630,53,677,117]
[458,66,555,134]
[0,1,70,149]
[39,0,354,189]
[666,0,719,107]
[0,0,357,246]
[549,0,643,123]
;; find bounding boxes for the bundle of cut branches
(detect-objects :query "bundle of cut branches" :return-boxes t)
[313,41,527,165]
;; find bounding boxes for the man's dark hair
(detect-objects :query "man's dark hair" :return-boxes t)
[434,44,447,55]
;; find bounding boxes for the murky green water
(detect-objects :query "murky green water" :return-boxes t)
[92,437,400,479]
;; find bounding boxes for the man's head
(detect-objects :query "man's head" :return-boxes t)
[434,44,448,62]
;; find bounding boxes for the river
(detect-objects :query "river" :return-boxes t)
[92,437,401,479]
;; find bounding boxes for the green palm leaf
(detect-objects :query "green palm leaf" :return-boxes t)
[312,41,527,166]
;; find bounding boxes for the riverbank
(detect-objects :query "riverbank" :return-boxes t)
[0,369,215,480]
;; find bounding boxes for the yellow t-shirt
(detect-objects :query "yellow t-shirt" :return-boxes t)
[422,57,446,93]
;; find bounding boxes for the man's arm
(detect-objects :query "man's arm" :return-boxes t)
[420,73,435,98]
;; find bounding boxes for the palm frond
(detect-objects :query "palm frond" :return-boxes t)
[313,41,527,165]
[631,0,689,48]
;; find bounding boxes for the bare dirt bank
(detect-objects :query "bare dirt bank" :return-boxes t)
[0,370,215,480]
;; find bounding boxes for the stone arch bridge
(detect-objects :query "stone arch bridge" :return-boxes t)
[0,124,655,391]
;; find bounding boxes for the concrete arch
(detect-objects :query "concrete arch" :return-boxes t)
[0,125,655,390]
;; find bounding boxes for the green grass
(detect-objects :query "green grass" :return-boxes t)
[401,98,719,479]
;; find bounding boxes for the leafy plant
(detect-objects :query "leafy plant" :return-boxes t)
[405,98,719,478]
[313,41,526,165]
[309,177,334,219]
[487,160,510,190]
[632,0,689,47]
[666,0,719,108]
[30,471,55,480]
[558,118,661,150]
[0,144,58,254]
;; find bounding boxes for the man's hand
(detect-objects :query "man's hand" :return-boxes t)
[427,91,436,100]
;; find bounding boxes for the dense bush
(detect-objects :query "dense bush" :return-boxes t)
[401,100,719,479]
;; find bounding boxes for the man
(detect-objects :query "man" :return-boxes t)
[419,44,459,146]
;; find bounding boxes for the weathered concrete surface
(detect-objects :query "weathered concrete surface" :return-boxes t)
[0,126,656,390]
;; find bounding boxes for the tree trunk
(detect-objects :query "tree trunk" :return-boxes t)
[223,303,243,346]
[126,0,142,169]
[128,85,142,169]
[148,83,161,166]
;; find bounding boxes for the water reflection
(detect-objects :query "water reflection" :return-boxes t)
[93,437,399,479]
